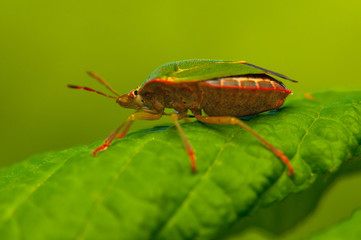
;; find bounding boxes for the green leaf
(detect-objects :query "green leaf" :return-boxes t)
[0,91,361,240]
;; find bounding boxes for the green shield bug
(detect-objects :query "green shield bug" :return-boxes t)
[68,59,297,175]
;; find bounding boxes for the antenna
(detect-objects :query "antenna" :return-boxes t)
[67,85,118,99]
[87,71,121,96]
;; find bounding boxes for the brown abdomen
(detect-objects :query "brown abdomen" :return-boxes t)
[200,74,291,116]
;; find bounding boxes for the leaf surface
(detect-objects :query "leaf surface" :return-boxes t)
[0,91,361,240]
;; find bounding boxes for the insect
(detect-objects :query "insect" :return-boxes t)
[68,60,297,174]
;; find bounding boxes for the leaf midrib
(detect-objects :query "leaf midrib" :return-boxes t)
[152,127,242,238]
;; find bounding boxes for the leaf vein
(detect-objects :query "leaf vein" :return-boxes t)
[0,152,76,227]
[243,105,328,217]
[291,106,325,174]
[153,127,241,238]
[74,139,153,240]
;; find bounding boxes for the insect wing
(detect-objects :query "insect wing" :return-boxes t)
[169,61,265,82]
[243,62,297,82]
[146,59,223,81]
[145,60,296,84]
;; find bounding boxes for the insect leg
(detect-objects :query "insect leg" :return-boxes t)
[195,115,293,175]
[115,111,163,139]
[92,111,163,156]
[114,120,134,139]
[170,113,197,172]
[182,117,193,123]
[92,119,130,156]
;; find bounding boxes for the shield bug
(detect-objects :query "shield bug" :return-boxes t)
[68,60,297,174]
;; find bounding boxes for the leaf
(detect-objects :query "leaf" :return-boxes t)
[0,91,361,240]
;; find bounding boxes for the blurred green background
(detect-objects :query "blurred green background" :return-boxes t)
[1,0,361,166]
[1,0,361,239]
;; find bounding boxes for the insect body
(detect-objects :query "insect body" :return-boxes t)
[68,60,297,174]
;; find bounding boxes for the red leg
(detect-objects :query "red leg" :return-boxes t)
[92,120,130,156]
[195,115,294,175]
[115,121,134,139]
[171,114,197,172]
[92,111,162,156]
